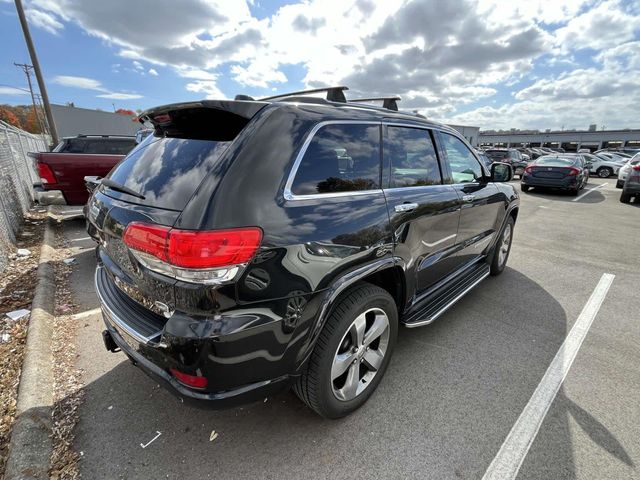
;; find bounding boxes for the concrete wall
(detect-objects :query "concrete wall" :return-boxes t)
[449,125,480,146]
[51,104,139,139]
[479,129,640,150]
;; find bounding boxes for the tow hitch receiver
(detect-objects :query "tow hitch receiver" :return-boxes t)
[102,330,120,353]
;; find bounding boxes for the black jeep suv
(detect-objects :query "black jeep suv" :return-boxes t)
[87,87,518,418]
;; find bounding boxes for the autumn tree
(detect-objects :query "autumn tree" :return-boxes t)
[0,106,23,129]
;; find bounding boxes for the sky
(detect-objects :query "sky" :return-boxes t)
[0,0,639,130]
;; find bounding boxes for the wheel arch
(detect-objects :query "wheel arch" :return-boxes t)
[296,258,403,371]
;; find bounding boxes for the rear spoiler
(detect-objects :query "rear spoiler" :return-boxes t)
[138,100,268,141]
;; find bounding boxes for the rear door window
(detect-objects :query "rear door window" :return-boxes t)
[290,123,381,196]
[385,126,442,187]
[105,137,230,210]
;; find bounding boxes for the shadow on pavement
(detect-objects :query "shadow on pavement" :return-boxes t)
[66,266,596,480]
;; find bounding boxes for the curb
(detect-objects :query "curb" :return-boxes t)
[5,210,56,480]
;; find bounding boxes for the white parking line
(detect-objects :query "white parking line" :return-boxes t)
[482,273,615,480]
[572,182,607,202]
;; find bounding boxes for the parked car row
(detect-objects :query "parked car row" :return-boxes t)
[480,146,629,178]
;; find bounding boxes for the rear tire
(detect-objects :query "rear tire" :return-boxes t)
[620,192,632,204]
[616,180,624,189]
[293,283,398,419]
[597,167,612,178]
[570,186,579,196]
[521,185,529,192]
[490,216,514,276]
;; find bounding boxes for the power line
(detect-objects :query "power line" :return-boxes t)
[14,62,47,135]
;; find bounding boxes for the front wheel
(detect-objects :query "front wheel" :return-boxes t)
[597,167,613,178]
[490,216,514,276]
[293,283,398,418]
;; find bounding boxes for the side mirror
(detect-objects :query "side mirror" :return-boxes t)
[491,162,512,182]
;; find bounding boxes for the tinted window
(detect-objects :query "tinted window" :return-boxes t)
[85,139,136,155]
[442,133,482,183]
[61,139,88,153]
[486,150,509,159]
[386,127,441,187]
[535,156,576,166]
[291,124,380,195]
[106,137,230,210]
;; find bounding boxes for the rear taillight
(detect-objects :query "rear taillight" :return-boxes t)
[566,167,580,176]
[525,166,534,173]
[169,368,208,389]
[37,162,57,184]
[122,222,262,284]
[633,165,640,171]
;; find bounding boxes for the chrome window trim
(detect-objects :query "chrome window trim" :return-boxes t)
[283,120,382,201]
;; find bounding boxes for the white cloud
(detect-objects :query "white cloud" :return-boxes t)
[185,80,225,99]
[553,0,640,53]
[96,92,143,99]
[26,8,63,34]
[52,75,103,90]
[148,68,158,76]
[0,86,30,96]
[52,75,143,100]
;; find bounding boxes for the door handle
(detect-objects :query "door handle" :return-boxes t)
[394,203,418,213]
[462,194,476,203]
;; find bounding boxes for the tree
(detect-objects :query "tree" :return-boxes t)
[23,107,43,133]
[115,108,136,116]
[0,106,23,129]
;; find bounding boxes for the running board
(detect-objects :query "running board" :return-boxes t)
[403,262,490,328]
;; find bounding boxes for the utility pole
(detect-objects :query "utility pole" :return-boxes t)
[14,0,58,146]
[14,62,46,135]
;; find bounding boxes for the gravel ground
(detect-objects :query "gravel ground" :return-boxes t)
[0,209,46,479]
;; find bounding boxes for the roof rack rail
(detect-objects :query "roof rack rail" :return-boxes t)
[261,86,348,103]
[350,96,401,111]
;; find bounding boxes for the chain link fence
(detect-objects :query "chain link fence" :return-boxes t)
[0,121,48,272]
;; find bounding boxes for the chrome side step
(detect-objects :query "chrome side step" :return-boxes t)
[403,263,490,328]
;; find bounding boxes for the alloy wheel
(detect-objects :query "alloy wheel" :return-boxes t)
[498,223,512,267]
[331,308,390,401]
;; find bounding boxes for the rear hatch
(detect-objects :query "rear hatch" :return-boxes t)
[527,157,579,179]
[87,100,267,317]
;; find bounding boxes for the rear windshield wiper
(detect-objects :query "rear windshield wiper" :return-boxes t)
[101,178,146,200]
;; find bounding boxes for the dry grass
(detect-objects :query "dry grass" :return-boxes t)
[0,209,46,479]
[49,229,84,480]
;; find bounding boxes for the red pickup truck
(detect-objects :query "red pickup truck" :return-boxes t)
[31,135,136,205]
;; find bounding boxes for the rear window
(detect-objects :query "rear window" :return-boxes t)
[55,138,135,155]
[105,136,229,210]
[536,156,576,166]
[486,150,509,159]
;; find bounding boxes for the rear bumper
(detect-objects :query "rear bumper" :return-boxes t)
[521,175,577,189]
[622,181,640,194]
[33,186,67,205]
[95,266,300,408]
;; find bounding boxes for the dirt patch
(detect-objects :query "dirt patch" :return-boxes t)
[49,229,84,480]
[0,209,46,479]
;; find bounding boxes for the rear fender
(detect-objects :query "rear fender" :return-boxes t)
[294,257,397,369]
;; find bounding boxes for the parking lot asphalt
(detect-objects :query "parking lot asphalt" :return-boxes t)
[62,177,639,480]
